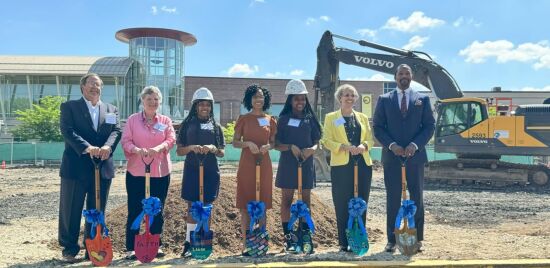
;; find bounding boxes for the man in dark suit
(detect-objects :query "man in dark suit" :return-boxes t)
[58,73,121,262]
[372,64,435,253]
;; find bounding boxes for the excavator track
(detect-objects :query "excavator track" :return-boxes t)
[425,158,550,189]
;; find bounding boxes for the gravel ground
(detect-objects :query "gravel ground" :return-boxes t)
[0,164,549,267]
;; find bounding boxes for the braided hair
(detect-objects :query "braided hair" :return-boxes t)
[279,94,322,135]
[179,100,223,148]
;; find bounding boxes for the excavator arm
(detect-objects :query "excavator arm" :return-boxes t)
[314,30,463,117]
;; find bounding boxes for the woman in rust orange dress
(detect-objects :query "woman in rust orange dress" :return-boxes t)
[232,84,277,255]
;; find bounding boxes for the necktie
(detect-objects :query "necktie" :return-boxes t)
[400,90,407,117]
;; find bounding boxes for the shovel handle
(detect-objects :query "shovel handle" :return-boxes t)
[400,157,408,201]
[199,158,204,203]
[142,157,154,198]
[255,154,262,201]
[295,152,304,201]
[90,156,102,210]
[353,157,359,198]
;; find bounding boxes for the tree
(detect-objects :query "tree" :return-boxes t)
[10,96,64,142]
[222,121,236,144]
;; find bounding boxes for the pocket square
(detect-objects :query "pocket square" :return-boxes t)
[415,99,423,106]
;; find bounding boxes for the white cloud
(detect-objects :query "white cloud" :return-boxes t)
[402,35,429,50]
[453,17,464,27]
[265,72,284,78]
[517,86,550,91]
[290,69,304,76]
[306,16,330,25]
[161,6,177,14]
[227,64,259,77]
[382,11,445,32]
[345,74,391,81]
[459,40,550,69]
[151,6,158,15]
[356,28,377,39]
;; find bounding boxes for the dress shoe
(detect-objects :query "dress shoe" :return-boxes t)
[62,253,78,263]
[384,242,396,253]
[125,250,136,260]
[339,246,352,253]
[156,248,166,258]
[181,241,192,258]
[417,241,423,252]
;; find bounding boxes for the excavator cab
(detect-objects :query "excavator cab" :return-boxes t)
[435,98,487,138]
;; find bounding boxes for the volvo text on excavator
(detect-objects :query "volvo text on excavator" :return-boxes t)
[313,30,550,188]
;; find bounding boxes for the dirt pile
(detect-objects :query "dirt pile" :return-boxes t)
[107,174,381,256]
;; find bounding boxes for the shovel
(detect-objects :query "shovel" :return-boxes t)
[132,156,161,263]
[83,156,113,267]
[394,157,420,256]
[345,156,369,256]
[244,154,269,257]
[190,153,214,260]
[287,153,315,254]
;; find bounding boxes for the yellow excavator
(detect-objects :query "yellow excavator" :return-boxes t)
[313,31,550,188]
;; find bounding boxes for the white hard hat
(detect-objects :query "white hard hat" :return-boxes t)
[192,87,214,103]
[285,79,308,95]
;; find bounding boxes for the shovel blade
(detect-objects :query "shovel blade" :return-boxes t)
[190,229,214,260]
[394,227,419,256]
[244,228,269,257]
[134,232,160,263]
[345,226,369,256]
[85,234,113,267]
[288,227,314,254]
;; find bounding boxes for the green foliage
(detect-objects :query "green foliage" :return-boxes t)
[222,121,236,144]
[10,96,64,142]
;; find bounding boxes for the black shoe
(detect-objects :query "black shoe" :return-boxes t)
[181,241,192,258]
[417,241,423,252]
[125,250,136,260]
[241,250,251,257]
[157,248,166,258]
[384,242,396,253]
[62,253,78,263]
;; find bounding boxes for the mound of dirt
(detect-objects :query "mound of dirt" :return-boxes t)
[107,174,381,256]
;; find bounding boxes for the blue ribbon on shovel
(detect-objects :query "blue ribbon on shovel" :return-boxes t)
[131,197,162,231]
[288,200,315,233]
[247,200,266,231]
[347,197,367,235]
[82,209,109,239]
[190,201,213,232]
[394,199,417,229]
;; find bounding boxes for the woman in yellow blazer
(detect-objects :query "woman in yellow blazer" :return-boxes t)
[321,84,374,252]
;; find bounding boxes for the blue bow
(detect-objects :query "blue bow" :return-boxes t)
[288,200,315,233]
[347,197,367,236]
[247,200,266,231]
[131,197,162,231]
[190,201,213,233]
[395,200,417,229]
[82,209,109,239]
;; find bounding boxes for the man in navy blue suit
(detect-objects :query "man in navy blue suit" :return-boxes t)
[372,64,435,253]
[58,73,121,262]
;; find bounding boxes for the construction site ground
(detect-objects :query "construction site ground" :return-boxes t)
[0,162,549,267]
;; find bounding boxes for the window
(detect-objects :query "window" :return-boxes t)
[383,82,397,94]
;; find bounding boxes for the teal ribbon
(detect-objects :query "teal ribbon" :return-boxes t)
[287,200,315,233]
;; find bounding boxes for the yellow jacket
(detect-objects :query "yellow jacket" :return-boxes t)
[321,110,374,167]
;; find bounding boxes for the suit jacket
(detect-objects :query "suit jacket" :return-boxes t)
[372,89,435,164]
[321,109,374,167]
[59,97,121,181]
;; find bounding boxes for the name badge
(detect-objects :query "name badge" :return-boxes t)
[288,118,301,127]
[200,122,214,130]
[257,117,269,127]
[334,116,345,127]
[154,122,167,131]
[105,113,116,124]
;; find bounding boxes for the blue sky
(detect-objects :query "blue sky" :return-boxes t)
[2,0,550,92]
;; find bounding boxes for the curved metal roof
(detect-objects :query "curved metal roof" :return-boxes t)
[89,57,134,77]
[115,28,197,46]
[0,56,133,76]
